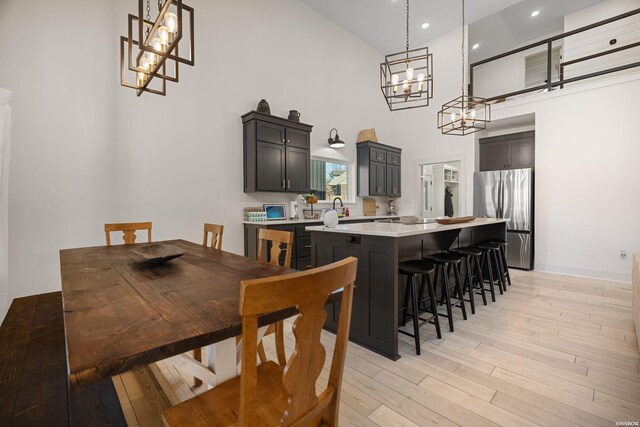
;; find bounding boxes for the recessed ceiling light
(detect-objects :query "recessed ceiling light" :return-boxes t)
[421,22,430,29]
[472,43,479,50]
[531,10,540,17]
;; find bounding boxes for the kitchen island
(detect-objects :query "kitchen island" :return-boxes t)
[307,218,508,360]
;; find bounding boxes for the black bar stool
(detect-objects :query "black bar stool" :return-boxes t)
[489,240,513,288]
[449,246,488,314]
[476,242,505,297]
[425,253,467,332]
[398,260,442,355]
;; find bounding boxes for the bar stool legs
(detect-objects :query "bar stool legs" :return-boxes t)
[398,260,441,355]
[493,241,513,289]
[428,254,467,333]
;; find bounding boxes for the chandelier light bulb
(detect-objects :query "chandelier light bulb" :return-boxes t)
[140,56,151,71]
[165,12,178,33]
[417,73,425,91]
[159,26,170,46]
[402,79,410,93]
[391,74,399,93]
[450,112,456,124]
[406,66,414,81]
[137,71,146,87]
[152,37,162,52]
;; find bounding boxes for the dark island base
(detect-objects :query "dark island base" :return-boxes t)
[311,221,507,360]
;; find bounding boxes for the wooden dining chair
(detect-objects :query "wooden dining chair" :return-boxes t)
[203,223,224,249]
[256,228,294,366]
[104,222,152,246]
[163,257,358,427]
[192,223,225,386]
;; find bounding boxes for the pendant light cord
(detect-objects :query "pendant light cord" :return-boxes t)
[461,0,465,96]
[406,0,410,52]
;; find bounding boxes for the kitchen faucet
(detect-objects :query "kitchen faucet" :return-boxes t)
[333,197,344,216]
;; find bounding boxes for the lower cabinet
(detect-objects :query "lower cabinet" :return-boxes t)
[243,219,393,270]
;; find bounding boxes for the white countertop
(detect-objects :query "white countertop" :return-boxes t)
[305,218,508,238]
[242,215,399,226]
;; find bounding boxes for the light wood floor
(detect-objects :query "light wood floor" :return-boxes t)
[113,270,640,426]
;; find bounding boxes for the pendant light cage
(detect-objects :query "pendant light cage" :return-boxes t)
[120,0,195,97]
[437,0,491,135]
[380,48,434,111]
[437,95,491,136]
[380,0,434,111]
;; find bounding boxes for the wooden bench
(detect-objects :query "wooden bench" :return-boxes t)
[0,292,126,426]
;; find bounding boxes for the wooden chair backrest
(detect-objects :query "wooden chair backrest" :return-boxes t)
[104,222,152,246]
[239,257,358,427]
[203,223,224,250]
[257,228,293,269]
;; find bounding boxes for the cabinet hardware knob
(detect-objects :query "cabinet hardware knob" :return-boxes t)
[287,139,290,143]
[287,180,291,189]
[305,265,312,268]
[281,138,285,142]
[304,245,311,249]
[282,179,286,189]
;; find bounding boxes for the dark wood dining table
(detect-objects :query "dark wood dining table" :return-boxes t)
[60,239,295,389]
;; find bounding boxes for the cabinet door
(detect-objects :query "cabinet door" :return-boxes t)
[256,121,286,144]
[369,162,387,195]
[386,165,401,197]
[285,128,310,149]
[508,137,535,169]
[285,146,310,193]
[387,152,401,166]
[369,147,386,163]
[256,141,285,192]
[479,141,509,171]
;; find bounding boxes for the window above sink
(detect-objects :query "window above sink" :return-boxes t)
[310,157,355,204]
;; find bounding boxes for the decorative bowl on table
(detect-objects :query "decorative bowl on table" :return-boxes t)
[302,209,321,220]
[131,244,185,264]
[435,216,475,225]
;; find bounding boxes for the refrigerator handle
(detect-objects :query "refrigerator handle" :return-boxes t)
[498,178,503,218]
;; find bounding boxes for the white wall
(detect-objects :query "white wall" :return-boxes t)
[487,78,640,282]
[0,87,11,320]
[113,0,394,256]
[564,0,640,79]
[0,0,118,307]
[391,27,476,220]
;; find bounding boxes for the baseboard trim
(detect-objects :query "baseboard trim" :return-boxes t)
[535,263,632,285]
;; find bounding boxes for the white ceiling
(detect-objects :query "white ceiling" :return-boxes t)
[301,0,523,54]
[469,0,605,63]
[302,0,606,60]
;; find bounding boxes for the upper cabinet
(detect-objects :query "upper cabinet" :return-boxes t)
[243,111,312,193]
[356,141,402,197]
[479,131,535,171]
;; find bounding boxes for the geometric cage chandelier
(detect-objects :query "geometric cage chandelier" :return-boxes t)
[120,0,194,97]
[380,0,434,111]
[437,0,490,135]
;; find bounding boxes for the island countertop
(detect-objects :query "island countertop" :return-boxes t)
[306,218,508,238]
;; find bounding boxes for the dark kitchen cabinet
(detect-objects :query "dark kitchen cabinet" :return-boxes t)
[285,146,310,192]
[479,131,535,171]
[243,111,312,193]
[256,141,285,192]
[357,141,402,197]
[387,165,401,197]
[244,217,397,271]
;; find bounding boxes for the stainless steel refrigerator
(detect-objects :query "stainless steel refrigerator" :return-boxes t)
[474,168,534,270]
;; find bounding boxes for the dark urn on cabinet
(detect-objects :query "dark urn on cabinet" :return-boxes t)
[356,141,402,197]
[242,111,312,193]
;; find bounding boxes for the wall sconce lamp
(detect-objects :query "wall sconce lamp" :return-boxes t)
[328,128,345,148]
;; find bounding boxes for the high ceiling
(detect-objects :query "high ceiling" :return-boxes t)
[469,0,605,63]
[302,0,606,59]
